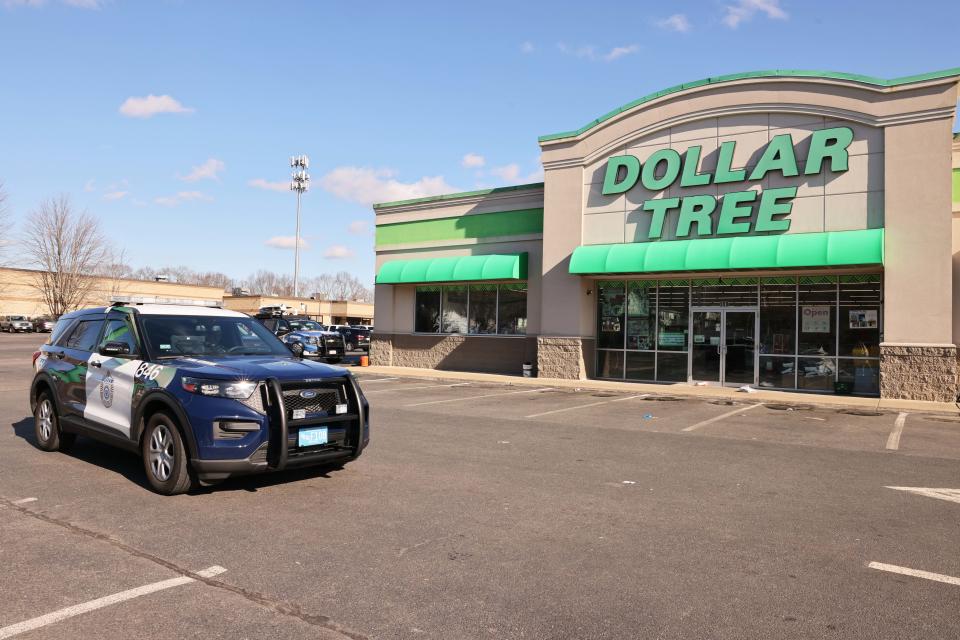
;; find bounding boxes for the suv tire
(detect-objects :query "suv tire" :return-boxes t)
[142,412,194,495]
[34,391,76,452]
[346,341,355,352]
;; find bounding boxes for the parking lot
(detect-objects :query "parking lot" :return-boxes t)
[2,331,959,639]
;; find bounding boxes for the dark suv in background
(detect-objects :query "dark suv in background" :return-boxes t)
[336,326,370,352]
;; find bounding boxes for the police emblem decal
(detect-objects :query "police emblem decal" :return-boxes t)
[100,374,115,408]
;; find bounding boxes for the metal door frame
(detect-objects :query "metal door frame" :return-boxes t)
[688,306,759,387]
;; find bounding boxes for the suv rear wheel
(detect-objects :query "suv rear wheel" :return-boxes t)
[142,413,194,495]
[34,391,76,452]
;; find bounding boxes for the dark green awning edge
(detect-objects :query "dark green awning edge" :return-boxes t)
[569,230,884,275]
[376,253,528,284]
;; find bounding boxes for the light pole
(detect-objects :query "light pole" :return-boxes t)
[289,155,310,298]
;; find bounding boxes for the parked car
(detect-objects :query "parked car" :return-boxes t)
[351,324,373,331]
[1,315,33,332]
[30,302,370,495]
[335,326,371,352]
[33,317,56,333]
[255,314,346,364]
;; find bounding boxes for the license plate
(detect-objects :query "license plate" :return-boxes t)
[298,427,328,447]
[328,350,337,354]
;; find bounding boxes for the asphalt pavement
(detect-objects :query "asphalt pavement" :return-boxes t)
[1,332,959,639]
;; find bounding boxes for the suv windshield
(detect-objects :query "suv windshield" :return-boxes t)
[140,315,292,358]
[287,319,324,331]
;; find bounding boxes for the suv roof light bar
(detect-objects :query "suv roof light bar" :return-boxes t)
[109,296,222,308]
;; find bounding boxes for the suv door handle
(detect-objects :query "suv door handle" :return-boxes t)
[90,360,102,368]
[52,351,65,359]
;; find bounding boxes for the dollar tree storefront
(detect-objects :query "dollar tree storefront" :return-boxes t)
[372,68,960,401]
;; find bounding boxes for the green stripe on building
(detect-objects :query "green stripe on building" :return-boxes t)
[953,168,960,204]
[375,209,543,247]
[569,229,884,274]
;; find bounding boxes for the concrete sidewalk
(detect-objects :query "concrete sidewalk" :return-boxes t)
[353,365,960,416]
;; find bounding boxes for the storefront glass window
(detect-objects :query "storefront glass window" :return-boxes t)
[837,358,879,395]
[760,282,796,355]
[798,279,837,356]
[626,281,655,351]
[838,279,881,358]
[497,284,528,335]
[657,284,688,352]
[625,351,655,380]
[597,350,624,379]
[759,356,795,389]
[468,285,497,334]
[415,287,441,333]
[441,287,468,333]
[597,281,626,349]
[656,352,688,382]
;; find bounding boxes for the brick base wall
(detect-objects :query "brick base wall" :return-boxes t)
[368,333,536,375]
[536,337,592,380]
[879,344,958,402]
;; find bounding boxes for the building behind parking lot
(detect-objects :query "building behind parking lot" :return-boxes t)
[371,68,960,401]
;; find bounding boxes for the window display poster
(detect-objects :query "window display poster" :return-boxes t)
[801,306,831,333]
[849,310,878,329]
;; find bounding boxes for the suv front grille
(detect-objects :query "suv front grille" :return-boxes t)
[282,387,341,414]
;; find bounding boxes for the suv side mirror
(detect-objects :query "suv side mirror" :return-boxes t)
[288,342,305,358]
[100,342,131,356]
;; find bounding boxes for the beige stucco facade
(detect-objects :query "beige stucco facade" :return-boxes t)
[371,69,960,401]
[0,267,226,317]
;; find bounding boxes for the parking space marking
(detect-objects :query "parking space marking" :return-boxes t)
[886,412,908,450]
[886,486,960,505]
[360,377,399,383]
[682,403,764,432]
[366,383,471,394]
[406,387,554,407]
[0,566,227,639]
[525,394,646,419]
[868,562,960,587]
[12,498,37,505]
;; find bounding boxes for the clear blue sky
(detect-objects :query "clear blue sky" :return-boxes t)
[1,0,958,286]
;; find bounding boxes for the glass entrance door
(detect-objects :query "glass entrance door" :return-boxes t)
[723,311,756,386]
[691,311,721,383]
[690,309,757,386]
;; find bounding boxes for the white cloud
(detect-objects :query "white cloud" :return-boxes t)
[488,164,543,185]
[180,157,224,182]
[83,179,95,192]
[265,236,309,250]
[119,94,194,118]
[320,167,458,206]
[153,191,212,207]
[348,220,371,235]
[102,190,127,201]
[557,42,640,62]
[520,41,535,54]
[722,0,788,28]
[657,14,691,32]
[461,153,485,169]
[248,178,289,192]
[63,0,103,7]
[324,245,354,259]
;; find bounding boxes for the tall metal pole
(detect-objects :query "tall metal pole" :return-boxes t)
[294,188,302,297]
[289,155,310,299]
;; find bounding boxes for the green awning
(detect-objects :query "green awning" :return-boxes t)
[376,253,528,284]
[569,229,884,275]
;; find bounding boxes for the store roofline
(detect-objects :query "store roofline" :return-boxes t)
[538,67,960,143]
[373,182,544,210]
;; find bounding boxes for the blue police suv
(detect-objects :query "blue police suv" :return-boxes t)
[30,301,370,495]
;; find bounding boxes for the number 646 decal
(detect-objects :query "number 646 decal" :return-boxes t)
[135,362,163,381]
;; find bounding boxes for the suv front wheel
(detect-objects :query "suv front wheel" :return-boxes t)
[34,391,76,452]
[142,413,194,495]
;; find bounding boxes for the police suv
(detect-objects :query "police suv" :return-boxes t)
[30,301,370,495]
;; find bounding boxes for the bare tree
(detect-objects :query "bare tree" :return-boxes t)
[0,181,11,268]
[22,196,112,317]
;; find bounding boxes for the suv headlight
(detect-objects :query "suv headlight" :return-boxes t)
[181,377,258,399]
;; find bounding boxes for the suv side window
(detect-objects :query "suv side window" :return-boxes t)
[63,319,105,352]
[50,318,77,346]
[99,317,139,355]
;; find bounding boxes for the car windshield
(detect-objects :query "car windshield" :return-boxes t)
[140,315,292,358]
[11,316,26,321]
[287,320,324,331]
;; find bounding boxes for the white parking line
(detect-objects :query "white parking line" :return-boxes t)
[682,403,764,432]
[886,412,908,450]
[526,395,646,419]
[366,383,471,394]
[886,486,960,505]
[360,377,399,383]
[868,562,960,587]
[12,498,37,505]
[406,387,553,407]
[0,566,227,639]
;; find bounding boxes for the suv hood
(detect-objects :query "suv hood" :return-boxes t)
[292,330,341,338]
[158,355,347,382]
